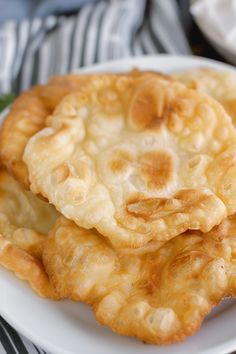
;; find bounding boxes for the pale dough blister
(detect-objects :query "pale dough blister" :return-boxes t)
[24,74,236,248]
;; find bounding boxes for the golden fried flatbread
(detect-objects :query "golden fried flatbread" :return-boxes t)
[24,74,236,248]
[0,76,86,189]
[0,168,59,298]
[0,70,164,189]
[43,215,236,344]
[173,68,236,125]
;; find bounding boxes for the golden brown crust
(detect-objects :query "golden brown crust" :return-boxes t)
[0,70,165,189]
[0,78,83,188]
[173,68,236,125]
[24,74,236,247]
[0,168,59,298]
[0,235,59,299]
[43,215,236,344]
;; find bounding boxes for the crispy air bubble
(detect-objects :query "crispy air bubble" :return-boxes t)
[24,74,236,247]
[43,216,236,344]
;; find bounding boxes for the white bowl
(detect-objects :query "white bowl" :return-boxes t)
[193,17,236,65]
[191,1,236,65]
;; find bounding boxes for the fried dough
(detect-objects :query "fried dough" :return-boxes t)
[173,68,236,125]
[0,76,86,189]
[0,168,59,298]
[24,74,236,247]
[43,215,236,344]
[0,70,163,189]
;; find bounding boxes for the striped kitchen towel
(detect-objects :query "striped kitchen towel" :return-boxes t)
[0,0,191,94]
[0,317,47,354]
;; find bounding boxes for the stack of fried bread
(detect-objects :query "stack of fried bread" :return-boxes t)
[1,67,236,345]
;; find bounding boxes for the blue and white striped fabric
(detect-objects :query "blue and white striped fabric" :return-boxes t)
[0,0,191,94]
[0,317,46,354]
[0,1,210,353]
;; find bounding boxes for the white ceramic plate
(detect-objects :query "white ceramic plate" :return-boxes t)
[1,55,236,354]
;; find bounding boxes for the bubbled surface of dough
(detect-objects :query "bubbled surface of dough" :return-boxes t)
[0,76,87,188]
[0,71,163,189]
[173,68,236,125]
[24,74,236,248]
[43,215,236,344]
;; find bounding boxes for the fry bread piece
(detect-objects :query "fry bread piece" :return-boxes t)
[43,216,236,344]
[0,76,85,189]
[0,168,59,298]
[25,74,236,247]
[0,235,59,298]
[173,68,236,124]
[0,70,163,189]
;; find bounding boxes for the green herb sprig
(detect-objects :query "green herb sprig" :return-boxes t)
[0,94,15,112]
